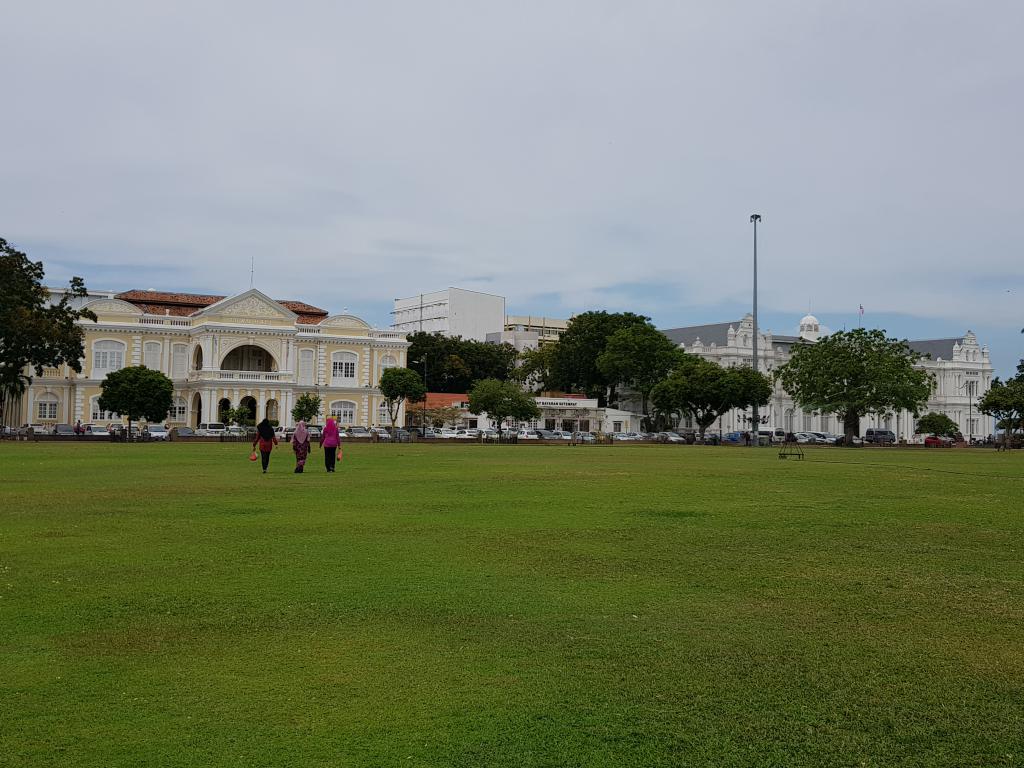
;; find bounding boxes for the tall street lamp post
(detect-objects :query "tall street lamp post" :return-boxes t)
[750,214,762,447]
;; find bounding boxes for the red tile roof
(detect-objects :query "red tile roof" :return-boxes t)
[115,290,329,324]
[422,393,470,409]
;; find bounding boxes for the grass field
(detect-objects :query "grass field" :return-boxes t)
[1,442,1022,767]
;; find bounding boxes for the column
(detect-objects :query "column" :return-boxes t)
[258,389,266,422]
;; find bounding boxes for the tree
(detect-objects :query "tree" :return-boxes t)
[546,311,650,406]
[97,366,173,439]
[651,356,772,442]
[597,323,685,430]
[291,393,321,424]
[914,412,960,437]
[467,379,540,438]
[413,405,465,429]
[979,374,1024,449]
[224,405,255,427]
[776,328,933,443]
[513,343,558,393]
[379,367,426,433]
[0,238,97,428]
[406,332,518,393]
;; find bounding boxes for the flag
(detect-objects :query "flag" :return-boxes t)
[858,304,864,317]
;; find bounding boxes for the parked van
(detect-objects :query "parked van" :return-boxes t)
[196,422,226,436]
[864,428,896,445]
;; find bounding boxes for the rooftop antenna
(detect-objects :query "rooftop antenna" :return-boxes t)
[249,256,254,289]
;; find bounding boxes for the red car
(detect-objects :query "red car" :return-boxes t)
[924,434,953,447]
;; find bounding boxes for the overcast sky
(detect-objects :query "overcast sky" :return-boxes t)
[3,1,1022,374]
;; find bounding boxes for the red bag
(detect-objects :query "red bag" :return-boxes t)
[248,451,258,462]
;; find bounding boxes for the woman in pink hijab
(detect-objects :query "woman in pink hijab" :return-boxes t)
[292,420,311,473]
[321,417,340,472]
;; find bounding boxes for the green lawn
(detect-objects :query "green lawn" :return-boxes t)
[1,442,1022,767]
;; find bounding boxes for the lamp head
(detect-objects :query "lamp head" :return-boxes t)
[750,214,762,223]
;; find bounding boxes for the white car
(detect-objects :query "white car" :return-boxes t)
[440,429,459,439]
[550,430,573,440]
[454,429,480,439]
[516,429,540,440]
[146,425,169,441]
[196,422,226,436]
[85,425,109,436]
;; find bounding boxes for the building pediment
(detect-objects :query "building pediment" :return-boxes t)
[83,298,143,316]
[195,289,298,325]
[321,314,372,333]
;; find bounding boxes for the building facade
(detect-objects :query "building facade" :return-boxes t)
[406,393,640,434]
[661,314,995,440]
[16,288,409,430]
[391,288,505,341]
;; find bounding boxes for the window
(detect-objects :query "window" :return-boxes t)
[298,349,315,385]
[91,396,118,422]
[168,398,187,421]
[172,344,187,377]
[93,340,125,374]
[330,400,355,425]
[37,395,58,420]
[331,351,358,384]
[377,401,390,425]
[802,411,813,430]
[143,341,162,370]
[379,354,397,382]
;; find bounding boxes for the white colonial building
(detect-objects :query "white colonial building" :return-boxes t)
[661,314,994,440]
[15,288,409,430]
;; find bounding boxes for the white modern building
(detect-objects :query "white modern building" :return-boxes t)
[391,288,505,342]
[660,314,994,440]
[487,315,570,353]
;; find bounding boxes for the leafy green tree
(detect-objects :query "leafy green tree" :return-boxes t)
[97,366,174,439]
[379,367,426,433]
[513,343,558,393]
[979,373,1024,449]
[291,393,322,424]
[597,323,685,429]
[776,328,933,444]
[224,405,255,427]
[467,379,540,438]
[0,238,97,428]
[547,311,650,406]
[651,357,772,442]
[914,412,960,437]
[407,332,518,392]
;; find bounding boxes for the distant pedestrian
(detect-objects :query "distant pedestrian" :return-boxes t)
[292,420,311,473]
[321,417,340,473]
[253,418,278,473]
[74,420,83,436]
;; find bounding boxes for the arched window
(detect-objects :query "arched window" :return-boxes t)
[90,396,117,422]
[377,400,390,426]
[144,341,162,370]
[93,340,126,375]
[329,400,356,425]
[802,411,813,431]
[36,393,59,421]
[331,351,358,385]
[171,344,188,377]
[298,349,315,385]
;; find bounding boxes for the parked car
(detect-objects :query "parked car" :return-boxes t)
[924,434,953,447]
[347,426,370,438]
[864,428,897,445]
[516,429,541,440]
[537,429,559,440]
[834,434,864,446]
[53,424,76,436]
[573,431,597,443]
[439,428,458,439]
[813,432,838,444]
[85,424,109,436]
[225,425,247,437]
[794,432,819,444]
[657,432,686,443]
[173,426,195,438]
[369,427,392,440]
[307,425,322,439]
[196,422,227,436]
[722,431,744,444]
[147,424,169,441]
[454,428,479,439]
[610,432,635,441]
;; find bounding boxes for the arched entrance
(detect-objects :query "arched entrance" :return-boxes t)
[266,399,279,424]
[192,393,203,427]
[238,396,257,426]
[193,346,204,370]
[222,345,278,372]
[218,398,231,422]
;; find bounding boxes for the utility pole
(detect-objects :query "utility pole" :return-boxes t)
[750,214,762,446]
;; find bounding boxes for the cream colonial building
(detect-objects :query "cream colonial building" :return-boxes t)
[18,288,409,430]
[661,314,994,440]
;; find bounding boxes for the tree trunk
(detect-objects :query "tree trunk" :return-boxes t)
[843,412,859,445]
